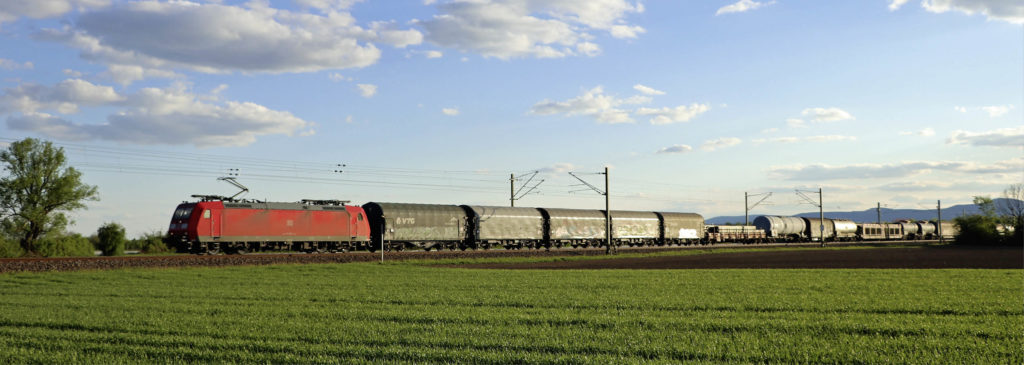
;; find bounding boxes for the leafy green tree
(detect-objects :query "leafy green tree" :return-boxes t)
[97,222,125,256]
[36,232,95,257]
[953,214,1000,245]
[126,230,170,253]
[973,196,995,218]
[0,138,98,254]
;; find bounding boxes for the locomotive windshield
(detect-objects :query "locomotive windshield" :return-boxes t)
[173,204,194,219]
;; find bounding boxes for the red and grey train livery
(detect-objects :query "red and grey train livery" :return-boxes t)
[166,196,370,254]
[166,198,704,254]
[167,196,962,254]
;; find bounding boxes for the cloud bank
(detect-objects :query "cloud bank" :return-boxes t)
[419,0,644,59]
[1,79,313,147]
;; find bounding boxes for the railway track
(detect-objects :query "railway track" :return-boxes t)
[0,241,938,273]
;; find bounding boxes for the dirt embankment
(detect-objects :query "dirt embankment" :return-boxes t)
[3,244,1019,273]
[456,246,1023,270]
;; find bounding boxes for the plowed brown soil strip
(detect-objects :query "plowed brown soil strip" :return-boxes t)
[0,245,699,273]
[457,246,1023,270]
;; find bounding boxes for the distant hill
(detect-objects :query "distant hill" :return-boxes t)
[705,199,1019,225]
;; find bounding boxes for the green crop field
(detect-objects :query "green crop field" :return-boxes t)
[0,262,1020,364]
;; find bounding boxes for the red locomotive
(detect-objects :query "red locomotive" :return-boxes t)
[166,196,370,254]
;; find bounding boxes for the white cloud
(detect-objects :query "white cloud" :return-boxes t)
[801,107,854,122]
[345,115,353,123]
[531,86,709,125]
[537,162,576,174]
[633,84,665,96]
[328,72,351,82]
[921,0,1024,24]
[210,84,229,96]
[715,0,775,15]
[530,86,637,124]
[294,0,365,12]
[356,83,377,98]
[3,81,313,147]
[419,0,644,59]
[752,135,857,144]
[954,106,968,113]
[873,180,1013,192]
[424,50,444,59]
[0,78,124,114]
[898,127,936,136]
[947,126,1024,148]
[786,118,805,128]
[768,158,1024,181]
[36,1,422,74]
[62,69,83,77]
[656,144,693,154]
[0,0,109,23]
[761,127,779,134]
[700,137,741,151]
[981,104,1013,117]
[636,104,710,125]
[803,135,858,142]
[103,64,180,86]
[609,24,645,38]
[0,58,33,70]
[888,0,910,11]
[370,20,425,48]
[442,107,459,116]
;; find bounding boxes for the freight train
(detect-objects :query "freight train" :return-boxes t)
[165,196,957,254]
[752,216,957,242]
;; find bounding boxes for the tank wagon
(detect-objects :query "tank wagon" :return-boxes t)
[755,215,958,242]
[832,219,858,241]
[166,197,369,254]
[899,221,921,239]
[753,216,806,242]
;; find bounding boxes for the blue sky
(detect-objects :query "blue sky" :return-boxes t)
[0,0,1021,236]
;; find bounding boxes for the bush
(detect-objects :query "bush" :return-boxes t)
[126,230,171,254]
[954,215,1007,245]
[0,235,24,257]
[97,222,126,256]
[36,233,95,257]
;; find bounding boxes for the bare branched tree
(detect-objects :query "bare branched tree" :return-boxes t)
[998,183,1024,226]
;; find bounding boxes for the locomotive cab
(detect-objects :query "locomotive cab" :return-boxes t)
[165,203,197,253]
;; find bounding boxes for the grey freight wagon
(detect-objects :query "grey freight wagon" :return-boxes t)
[463,205,546,249]
[362,202,469,251]
[542,208,608,248]
[608,210,661,246]
[657,212,704,245]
